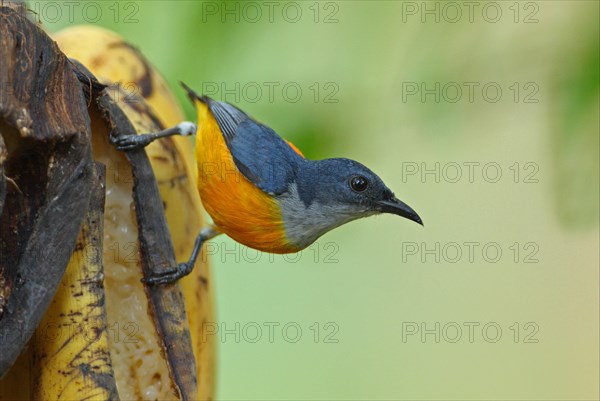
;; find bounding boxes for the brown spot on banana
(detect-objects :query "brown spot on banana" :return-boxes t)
[107,41,154,98]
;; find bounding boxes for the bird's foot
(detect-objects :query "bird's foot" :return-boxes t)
[111,133,155,151]
[142,262,194,285]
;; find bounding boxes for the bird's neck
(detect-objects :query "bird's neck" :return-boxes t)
[276,161,369,249]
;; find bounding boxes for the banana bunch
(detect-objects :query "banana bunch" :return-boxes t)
[0,23,214,401]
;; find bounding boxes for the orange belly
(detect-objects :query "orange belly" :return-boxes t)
[194,101,298,253]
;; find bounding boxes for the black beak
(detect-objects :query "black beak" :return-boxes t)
[377,197,423,226]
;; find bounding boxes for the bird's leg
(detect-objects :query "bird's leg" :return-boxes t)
[111,121,197,151]
[143,226,220,285]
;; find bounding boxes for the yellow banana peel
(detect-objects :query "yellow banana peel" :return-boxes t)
[0,20,214,401]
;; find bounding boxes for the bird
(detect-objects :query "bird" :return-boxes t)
[113,82,423,284]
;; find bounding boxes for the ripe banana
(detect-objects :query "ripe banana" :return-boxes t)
[55,25,216,400]
[0,23,214,401]
[31,165,118,401]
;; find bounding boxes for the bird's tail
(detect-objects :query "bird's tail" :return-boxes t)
[180,81,213,105]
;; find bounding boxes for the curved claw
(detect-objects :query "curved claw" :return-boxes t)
[142,262,192,285]
[112,134,153,151]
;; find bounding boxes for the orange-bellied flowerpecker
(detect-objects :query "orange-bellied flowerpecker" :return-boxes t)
[113,83,422,284]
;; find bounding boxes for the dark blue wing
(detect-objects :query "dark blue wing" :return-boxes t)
[204,98,303,195]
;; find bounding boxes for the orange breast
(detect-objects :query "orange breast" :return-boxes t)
[194,101,298,253]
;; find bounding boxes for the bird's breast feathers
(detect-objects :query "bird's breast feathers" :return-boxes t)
[194,100,301,253]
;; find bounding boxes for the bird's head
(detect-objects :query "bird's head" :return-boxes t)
[283,158,422,248]
[311,158,422,224]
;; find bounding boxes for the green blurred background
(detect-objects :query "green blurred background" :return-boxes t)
[44,1,598,400]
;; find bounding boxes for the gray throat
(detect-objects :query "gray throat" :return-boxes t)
[277,183,376,249]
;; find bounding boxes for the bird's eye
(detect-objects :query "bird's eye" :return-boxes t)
[350,175,368,192]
